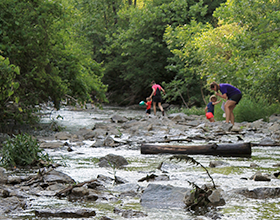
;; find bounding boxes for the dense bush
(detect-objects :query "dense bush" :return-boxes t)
[0,133,51,168]
[233,96,280,123]
[214,96,280,123]
[168,95,280,123]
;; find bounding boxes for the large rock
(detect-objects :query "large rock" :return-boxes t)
[168,113,188,123]
[234,187,280,199]
[208,189,226,206]
[114,207,147,218]
[0,167,8,184]
[250,119,264,129]
[111,115,128,123]
[40,142,64,149]
[269,114,280,123]
[35,208,96,218]
[140,184,190,208]
[44,170,75,184]
[0,196,26,214]
[98,154,128,168]
[55,132,72,140]
[268,123,280,132]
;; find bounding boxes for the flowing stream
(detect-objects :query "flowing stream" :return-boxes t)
[10,105,280,220]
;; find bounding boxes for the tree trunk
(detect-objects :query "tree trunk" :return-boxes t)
[200,80,206,105]
[141,142,252,157]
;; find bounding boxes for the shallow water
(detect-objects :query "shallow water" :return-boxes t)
[9,105,280,219]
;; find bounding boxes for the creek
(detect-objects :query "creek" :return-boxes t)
[7,105,280,220]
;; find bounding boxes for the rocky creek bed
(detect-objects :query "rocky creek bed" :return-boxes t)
[0,104,280,220]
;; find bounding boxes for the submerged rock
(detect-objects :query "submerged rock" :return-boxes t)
[209,161,231,168]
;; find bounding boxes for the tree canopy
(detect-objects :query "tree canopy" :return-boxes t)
[1,0,280,125]
[0,0,107,125]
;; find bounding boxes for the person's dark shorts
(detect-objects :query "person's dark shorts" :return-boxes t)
[229,93,242,105]
[152,95,162,103]
[146,109,151,114]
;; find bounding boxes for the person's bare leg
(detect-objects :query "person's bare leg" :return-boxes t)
[209,117,215,122]
[225,100,236,124]
[158,103,164,116]
[153,102,157,115]
[229,104,236,125]
[158,103,164,112]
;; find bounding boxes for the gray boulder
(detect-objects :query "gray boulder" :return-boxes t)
[140,184,190,208]
[98,154,128,168]
[0,167,8,184]
[44,170,75,184]
[234,187,280,199]
[35,208,96,218]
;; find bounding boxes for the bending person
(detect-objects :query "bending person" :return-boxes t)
[210,82,242,125]
[149,80,165,116]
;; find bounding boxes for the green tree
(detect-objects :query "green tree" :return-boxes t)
[101,0,225,105]
[164,0,280,109]
[164,21,212,107]
[0,55,20,124]
[0,0,107,125]
[213,0,280,102]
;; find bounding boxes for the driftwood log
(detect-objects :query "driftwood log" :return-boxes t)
[141,142,252,157]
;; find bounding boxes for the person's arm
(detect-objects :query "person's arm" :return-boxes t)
[215,92,227,100]
[161,87,166,95]
[212,100,222,105]
[149,88,155,99]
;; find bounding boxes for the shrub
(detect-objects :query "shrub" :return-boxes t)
[233,96,280,122]
[213,95,280,122]
[0,133,51,168]
[168,95,280,123]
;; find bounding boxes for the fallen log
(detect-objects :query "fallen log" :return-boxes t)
[141,142,252,157]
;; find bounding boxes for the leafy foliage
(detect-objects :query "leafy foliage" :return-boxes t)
[162,0,280,117]
[230,96,280,123]
[0,133,51,168]
[164,21,212,107]
[2,0,280,124]
[0,0,107,126]
[0,55,21,123]
[98,0,226,105]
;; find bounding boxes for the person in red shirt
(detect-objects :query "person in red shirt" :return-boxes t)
[145,97,152,115]
[149,80,166,116]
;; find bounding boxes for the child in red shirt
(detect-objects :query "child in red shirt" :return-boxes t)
[145,97,152,115]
